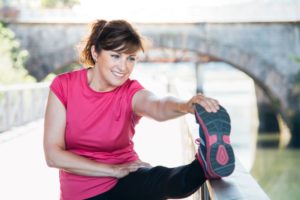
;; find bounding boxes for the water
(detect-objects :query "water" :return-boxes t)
[251,134,300,200]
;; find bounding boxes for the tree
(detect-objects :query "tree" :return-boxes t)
[0,22,35,85]
[41,0,80,8]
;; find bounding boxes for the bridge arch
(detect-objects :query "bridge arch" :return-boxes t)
[144,33,290,128]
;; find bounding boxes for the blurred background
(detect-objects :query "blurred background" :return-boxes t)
[0,0,300,199]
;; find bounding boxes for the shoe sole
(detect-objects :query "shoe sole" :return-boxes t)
[195,104,235,178]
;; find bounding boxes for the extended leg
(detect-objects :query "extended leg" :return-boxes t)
[89,159,206,200]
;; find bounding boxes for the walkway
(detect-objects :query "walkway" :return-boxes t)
[0,115,191,200]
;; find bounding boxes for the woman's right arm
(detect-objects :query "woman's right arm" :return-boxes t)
[43,91,148,178]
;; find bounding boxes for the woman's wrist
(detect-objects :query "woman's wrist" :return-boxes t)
[106,164,117,177]
[94,163,117,177]
[177,101,190,114]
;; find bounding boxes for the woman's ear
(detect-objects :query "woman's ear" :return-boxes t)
[91,45,98,62]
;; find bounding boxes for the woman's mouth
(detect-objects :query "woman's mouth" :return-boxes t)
[111,70,126,78]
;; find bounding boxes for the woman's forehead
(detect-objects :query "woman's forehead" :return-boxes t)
[109,50,139,56]
[112,42,142,53]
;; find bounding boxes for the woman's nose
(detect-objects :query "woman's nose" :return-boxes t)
[118,57,127,70]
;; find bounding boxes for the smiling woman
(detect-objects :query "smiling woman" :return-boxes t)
[43,19,234,200]
[79,20,143,92]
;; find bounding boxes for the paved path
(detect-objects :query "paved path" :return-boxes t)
[0,119,59,200]
[0,116,193,200]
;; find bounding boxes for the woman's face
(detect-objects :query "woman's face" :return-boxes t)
[93,48,138,91]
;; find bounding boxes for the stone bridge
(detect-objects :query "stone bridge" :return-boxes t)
[7,21,300,146]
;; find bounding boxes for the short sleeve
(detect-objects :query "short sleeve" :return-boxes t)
[50,75,68,108]
[127,80,144,102]
[127,80,144,124]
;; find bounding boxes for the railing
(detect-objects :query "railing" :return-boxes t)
[0,83,49,132]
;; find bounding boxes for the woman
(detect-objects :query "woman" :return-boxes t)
[44,19,235,200]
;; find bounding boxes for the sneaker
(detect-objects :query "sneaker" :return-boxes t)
[194,104,235,179]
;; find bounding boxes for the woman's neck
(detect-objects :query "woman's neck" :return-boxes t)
[87,67,111,92]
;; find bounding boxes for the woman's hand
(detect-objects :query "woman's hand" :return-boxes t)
[112,160,152,178]
[183,93,220,114]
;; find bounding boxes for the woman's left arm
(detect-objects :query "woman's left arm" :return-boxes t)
[132,89,220,121]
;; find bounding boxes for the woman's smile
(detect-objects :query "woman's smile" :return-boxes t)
[111,69,126,78]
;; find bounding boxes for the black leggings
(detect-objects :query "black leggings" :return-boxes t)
[87,159,206,200]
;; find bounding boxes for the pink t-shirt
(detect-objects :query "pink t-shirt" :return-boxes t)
[50,68,144,200]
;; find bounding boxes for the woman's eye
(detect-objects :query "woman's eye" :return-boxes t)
[128,57,136,62]
[111,54,120,59]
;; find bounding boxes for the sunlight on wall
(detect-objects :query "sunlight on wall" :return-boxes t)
[75,0,255,22]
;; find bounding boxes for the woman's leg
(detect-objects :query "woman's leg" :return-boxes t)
[89,159,206,200]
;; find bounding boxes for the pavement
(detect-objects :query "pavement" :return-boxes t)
[0,115,194,200]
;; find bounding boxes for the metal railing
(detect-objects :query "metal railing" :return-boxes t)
[0,82,49,132]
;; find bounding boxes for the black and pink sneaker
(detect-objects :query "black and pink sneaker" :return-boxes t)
[194,104,235,179]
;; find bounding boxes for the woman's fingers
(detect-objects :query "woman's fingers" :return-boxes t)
[137,161,152,168]
[191,94,220,113]
[117,160,152,177]
[129,160,152,169]
[202,98,219,113]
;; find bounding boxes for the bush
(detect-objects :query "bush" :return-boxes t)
[41,0,80,8]
[0,22,36,85]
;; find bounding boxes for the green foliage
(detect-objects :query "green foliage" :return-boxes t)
[0,22,36,85]
[41,0,56,8]
[42,73,56,82]
[41,0,80,8]
[294,57,300,64]
[289,58,300,113]
[62,0,80,7]
[42,63,80,82]
[291,56,300,84]
[294,71,300,84]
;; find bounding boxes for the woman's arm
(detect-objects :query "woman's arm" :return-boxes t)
[132,89,219,121]
[43,91,148,178]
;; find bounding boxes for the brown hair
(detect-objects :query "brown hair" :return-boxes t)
[79,19,145,67]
